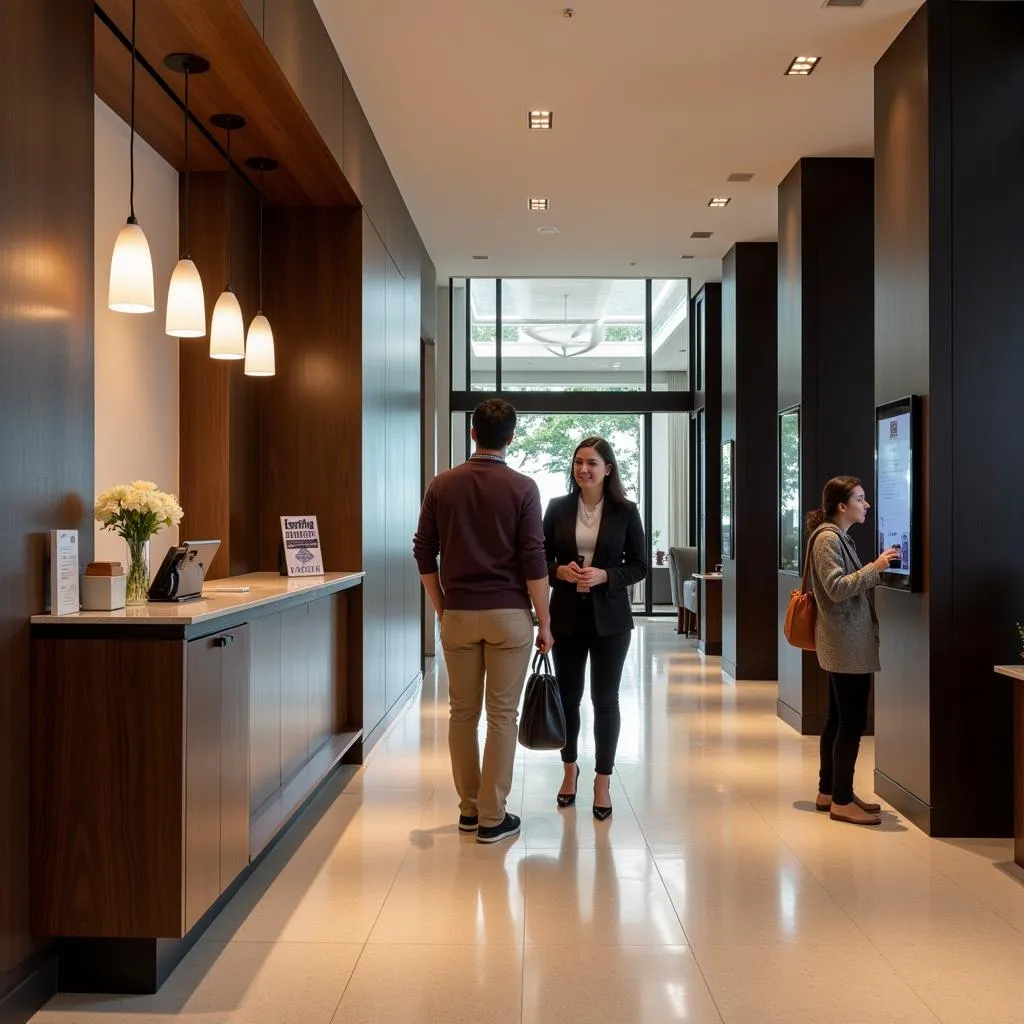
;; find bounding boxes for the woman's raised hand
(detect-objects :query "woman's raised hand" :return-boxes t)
[872,547,900,572]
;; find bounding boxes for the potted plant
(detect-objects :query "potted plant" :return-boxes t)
[94,481,183,605]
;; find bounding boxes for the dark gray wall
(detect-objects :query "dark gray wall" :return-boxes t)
[874,0,1024,836]
[721,243,779,680]
[0,0,95,1013]
[776,158,875,734]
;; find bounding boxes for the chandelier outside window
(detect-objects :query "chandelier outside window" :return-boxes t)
[520,294,604,357]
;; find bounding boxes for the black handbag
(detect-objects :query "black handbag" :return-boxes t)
[517,652,566,750]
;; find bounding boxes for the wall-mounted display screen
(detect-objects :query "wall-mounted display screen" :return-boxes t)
[875,396,920,591]
[722,440,734,560]
[779,408,800,572]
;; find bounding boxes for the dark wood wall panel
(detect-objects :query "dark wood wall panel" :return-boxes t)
[259,208,363,573]
[776,158,875,734]
[0,0,95,1000]
[721,244,778,680]
[875,0,1024,836]
[178,172,261,579]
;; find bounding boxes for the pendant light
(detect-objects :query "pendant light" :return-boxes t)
[163,53,210,338]
[108,0,155,314]
[208,114,246,360]
[244,157,278,377]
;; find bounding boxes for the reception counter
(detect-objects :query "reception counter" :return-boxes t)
[30,571,364,992]
[995,664,1024,869]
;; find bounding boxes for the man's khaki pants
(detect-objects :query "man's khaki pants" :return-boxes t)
[440,608,534,828]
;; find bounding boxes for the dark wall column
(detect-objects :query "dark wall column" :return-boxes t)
[874,0,1024,836]
[692,285,722,574]
[721,243,778,680]
[777,158,875,734]
[0,0,95,1015]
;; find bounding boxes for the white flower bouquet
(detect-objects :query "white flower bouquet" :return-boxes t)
[94,481,184,603]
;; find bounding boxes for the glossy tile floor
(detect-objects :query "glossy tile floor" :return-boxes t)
[35,621,1024,1023]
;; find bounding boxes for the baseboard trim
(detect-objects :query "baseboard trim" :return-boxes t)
[776,699,826,736]
[0,948,57,1024]
[357,673,423,758]
[873,770,932,835]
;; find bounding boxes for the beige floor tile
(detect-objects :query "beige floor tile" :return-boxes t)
[692,943,938,1024]
[656,851,867,945]
[877,939,1024,1023]
[523,847,687,946]
[522,945,722,1023]
[36,942,361,1024]
[331,943,522,1024]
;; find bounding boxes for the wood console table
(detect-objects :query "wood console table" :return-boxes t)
[994,664,1024,869]
[30,572,364,992]
[693,572,723,657]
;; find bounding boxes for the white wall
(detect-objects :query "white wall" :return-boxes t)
[94,97,181,564]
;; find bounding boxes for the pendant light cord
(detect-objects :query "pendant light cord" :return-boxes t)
[258,174,265,312]
[129,0,137,222]
[225,127,232,288]
[183,70,190,258]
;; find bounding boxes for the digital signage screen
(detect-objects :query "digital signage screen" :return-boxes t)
[875,396,920,591]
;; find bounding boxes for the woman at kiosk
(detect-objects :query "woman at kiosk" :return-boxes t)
[806,476,898,827]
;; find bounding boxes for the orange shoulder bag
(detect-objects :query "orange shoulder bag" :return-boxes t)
[783,535,817,651]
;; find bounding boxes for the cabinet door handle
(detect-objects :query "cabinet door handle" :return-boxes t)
[215,634,234,648]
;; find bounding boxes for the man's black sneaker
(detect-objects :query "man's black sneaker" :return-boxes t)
[458,815,478,833]
[476,813,521,844]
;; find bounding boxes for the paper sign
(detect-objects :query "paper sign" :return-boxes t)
[50,530,80,615]
[279,516,324,577]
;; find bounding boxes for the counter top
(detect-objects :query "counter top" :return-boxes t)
[994,665,1024,681]
[31,571,364,627]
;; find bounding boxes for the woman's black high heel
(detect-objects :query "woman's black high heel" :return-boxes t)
[593,774,612,821]
[556,764,580,808]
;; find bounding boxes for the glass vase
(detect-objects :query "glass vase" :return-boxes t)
[125,538,151,605]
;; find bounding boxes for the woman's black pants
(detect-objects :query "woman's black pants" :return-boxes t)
[818,672,871,805]
[552,596,632,775]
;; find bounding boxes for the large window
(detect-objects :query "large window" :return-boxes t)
[449,276,692,615]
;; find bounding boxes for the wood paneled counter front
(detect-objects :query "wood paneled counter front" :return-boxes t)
[30,572,364,993]
[995,665,1024,869]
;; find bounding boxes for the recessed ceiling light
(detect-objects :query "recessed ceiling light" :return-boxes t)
[528,110,553,130]
[537,226,559,234]
[708,197,731,208]
[472,255,489,260]
[824,0,865,7]
[691,231,713,239]
[528,198,550,211]
[786,55,821,76]
[612,362,621,368]
[680,255,695,260]
[727,172,755,182]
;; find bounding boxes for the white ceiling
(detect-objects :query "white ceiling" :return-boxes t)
[314,0,919,290]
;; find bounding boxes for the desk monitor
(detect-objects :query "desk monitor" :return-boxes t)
[149,539,221,602]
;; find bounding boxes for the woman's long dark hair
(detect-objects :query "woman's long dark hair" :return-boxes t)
[805,475,862,532]
[567,436,629,506]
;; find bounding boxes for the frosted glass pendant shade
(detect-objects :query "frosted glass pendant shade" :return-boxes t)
[108,220,155,313]
[165,258,206,338]
[244,313,275,376]
[209,288,245,359]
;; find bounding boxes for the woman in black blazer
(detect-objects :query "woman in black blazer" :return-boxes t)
[543,436,647,819]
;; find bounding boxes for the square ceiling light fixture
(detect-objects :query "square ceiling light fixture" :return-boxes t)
[691,231,713,239]
[528,110,553,129]
[786,56,821,76]
[528,198,550,211]
[708,197,731,208]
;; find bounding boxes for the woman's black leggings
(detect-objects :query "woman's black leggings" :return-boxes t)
[552,598,632,775]
[818,672,871,805]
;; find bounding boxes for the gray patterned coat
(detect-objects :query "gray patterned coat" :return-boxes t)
[808,523,881,674]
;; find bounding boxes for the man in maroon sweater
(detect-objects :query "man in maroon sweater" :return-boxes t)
[414,399,553,844]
